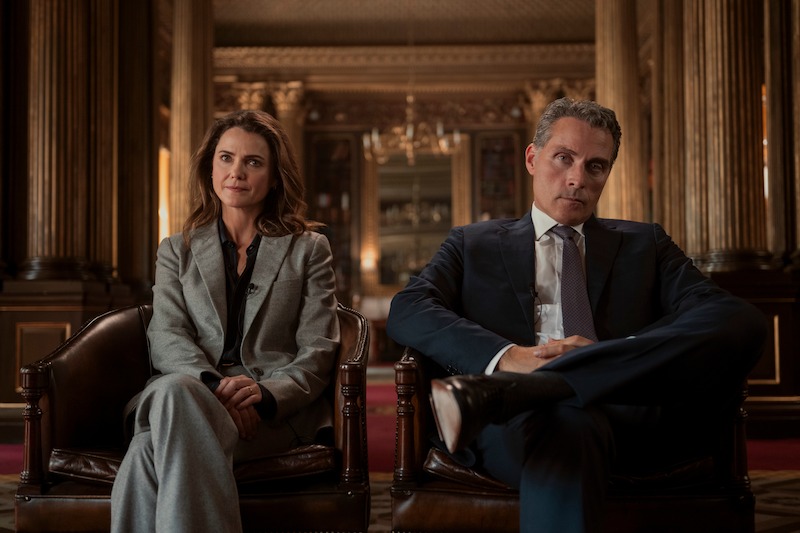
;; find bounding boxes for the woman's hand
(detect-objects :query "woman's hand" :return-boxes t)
[215,376,263,439]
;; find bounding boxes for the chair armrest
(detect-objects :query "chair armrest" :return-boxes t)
[392,349,751,492]
[333,304,370,485]
[727,385,751,489]
[19,305,154,489]
[394,347,436,484]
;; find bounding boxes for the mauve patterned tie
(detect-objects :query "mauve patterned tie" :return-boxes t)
[550,225,598,341]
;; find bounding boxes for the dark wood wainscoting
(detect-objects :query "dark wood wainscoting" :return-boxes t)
[712,270,800,438]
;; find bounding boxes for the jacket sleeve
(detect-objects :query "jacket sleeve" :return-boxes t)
[254,232,340,422]
[386,226,515,375]
[147,235,222,379]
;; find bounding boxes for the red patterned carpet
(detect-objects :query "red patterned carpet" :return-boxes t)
[0,446,20,476]
[2,393,800,533]
[749,438,800,471]
[366,381,397,473]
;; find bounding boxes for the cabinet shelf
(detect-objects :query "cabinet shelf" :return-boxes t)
[380,223,451,237]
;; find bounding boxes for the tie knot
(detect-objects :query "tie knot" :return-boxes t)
[551,225,577,242]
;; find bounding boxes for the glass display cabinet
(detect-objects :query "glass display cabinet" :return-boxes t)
[361,138,472,299]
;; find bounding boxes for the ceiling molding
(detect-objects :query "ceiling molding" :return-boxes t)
[213,43,596,91]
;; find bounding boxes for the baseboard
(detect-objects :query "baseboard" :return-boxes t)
[745,399,800,438]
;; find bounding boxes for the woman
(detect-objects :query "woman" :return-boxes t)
[111,110,340,533]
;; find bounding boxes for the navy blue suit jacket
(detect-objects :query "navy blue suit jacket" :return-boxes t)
[386,212,767,407]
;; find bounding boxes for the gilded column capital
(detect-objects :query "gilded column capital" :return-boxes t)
[523,79,564,121]
[271,81,305,115]
[562,79,596,101]
[522,78,596,128]
[235,82,268,110]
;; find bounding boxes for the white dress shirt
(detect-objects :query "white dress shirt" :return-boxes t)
[485,202,587,373]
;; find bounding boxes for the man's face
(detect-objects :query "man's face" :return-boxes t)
[526,117,614,226]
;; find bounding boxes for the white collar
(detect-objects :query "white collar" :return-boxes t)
[530,202,586,241]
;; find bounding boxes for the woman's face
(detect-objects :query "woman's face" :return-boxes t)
[211,127,275,217]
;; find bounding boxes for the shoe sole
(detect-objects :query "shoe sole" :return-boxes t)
[430,380,461,453]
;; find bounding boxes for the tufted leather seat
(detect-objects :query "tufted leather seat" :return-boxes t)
[16,303,371,533]
[391,348,755,533]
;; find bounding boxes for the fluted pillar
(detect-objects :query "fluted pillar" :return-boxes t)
[685,0,769,271]
[764,0,794,266]
[682,1,709,259]
[22,0,119,281]
[169,0,213,234]
[272,81,306,176]
[651,0,686,248]
[792,0,800,269]
[87,0,118,281]
[595,0,648,223]
[0,5,8,280]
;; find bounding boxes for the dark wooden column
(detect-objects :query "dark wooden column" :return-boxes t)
[116,0,160,299]
[0,0,125,437]
[19,0,121,282]
[740,0,800,437]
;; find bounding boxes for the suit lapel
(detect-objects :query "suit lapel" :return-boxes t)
[499,214,537,339]
[583,216,622,311]
[241,232,294,336]
[191,224,228,332]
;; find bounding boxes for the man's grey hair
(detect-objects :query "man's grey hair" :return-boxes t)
[532,97,622,168]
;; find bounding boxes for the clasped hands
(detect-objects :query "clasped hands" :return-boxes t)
[498,335,595,373]
[214,376,262,440]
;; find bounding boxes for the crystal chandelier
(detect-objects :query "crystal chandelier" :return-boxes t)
[362,95,461,166]
[362,1,461,166]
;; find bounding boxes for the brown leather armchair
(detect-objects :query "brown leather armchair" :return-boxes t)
[16,303,371,533]
[392,348,755,533]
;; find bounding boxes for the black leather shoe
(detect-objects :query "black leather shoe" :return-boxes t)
[429,374,518,453]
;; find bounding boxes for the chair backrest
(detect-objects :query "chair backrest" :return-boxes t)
[45,305,154,451]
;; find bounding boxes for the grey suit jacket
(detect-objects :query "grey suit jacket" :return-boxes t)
[146,223,340,435]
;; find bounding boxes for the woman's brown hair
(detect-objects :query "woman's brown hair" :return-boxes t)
[182,109,322,243]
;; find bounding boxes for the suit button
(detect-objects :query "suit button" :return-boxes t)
[253,367,264,377]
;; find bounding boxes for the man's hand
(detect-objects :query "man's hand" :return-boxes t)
[497,336,595,373]
[215,375,263,439]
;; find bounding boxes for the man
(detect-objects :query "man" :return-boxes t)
[385,97,767,533]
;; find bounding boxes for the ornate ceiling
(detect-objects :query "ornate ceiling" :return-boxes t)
[208,0,653,128]
[212,0,597,48]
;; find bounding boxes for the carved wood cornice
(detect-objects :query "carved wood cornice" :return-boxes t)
[213,44,596,132]
[213,43,595,91]
[214,77,595,130]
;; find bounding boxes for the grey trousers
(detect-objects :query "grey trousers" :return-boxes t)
[111,373,265,533]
